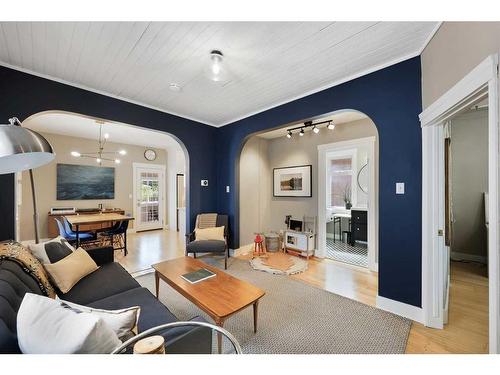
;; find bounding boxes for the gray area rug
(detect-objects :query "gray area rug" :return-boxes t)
[136,257,411,354]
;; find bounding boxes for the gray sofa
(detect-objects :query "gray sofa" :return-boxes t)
[0,246,211,354]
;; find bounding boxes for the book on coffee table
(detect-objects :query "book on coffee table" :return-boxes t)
[181,268,216,284]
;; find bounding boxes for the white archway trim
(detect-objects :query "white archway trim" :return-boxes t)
[419,54,499,354]
[317,136,378,272]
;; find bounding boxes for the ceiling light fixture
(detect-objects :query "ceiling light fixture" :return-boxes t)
[70,120,126,165]
[284,119,335,139]
[207,50,227,82]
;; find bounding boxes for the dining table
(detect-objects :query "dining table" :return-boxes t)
[64,213,134,250]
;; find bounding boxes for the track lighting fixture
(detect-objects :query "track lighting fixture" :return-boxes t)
[284,119,335,139]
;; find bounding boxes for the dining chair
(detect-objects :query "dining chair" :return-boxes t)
[55,218,96,245]
[100,220,129,255]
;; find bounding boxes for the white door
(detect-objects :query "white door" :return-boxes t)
[134,164,165,232]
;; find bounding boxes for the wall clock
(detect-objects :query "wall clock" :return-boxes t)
[144,149,157,161]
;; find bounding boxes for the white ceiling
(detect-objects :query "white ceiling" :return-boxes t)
[0,22,439,126]
[23,112,181,150]
[258,110,368,139]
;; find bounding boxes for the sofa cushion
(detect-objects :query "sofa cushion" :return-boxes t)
[88,287,178,333]
[58,262,140,305]
[0,259,45,353]
[186,240,226,253]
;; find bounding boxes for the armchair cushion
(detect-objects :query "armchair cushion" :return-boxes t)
[186,240,226,254]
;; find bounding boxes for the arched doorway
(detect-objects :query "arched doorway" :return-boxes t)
[17,110,189,272]
[237,109,379,301]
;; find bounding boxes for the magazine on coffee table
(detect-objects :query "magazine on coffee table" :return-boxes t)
[181,268,216,284]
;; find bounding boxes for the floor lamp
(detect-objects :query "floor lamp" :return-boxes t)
[0,117,55,243]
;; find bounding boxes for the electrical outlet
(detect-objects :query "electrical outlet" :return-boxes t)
[396,182,405,195]
[226,186,230,193]
[201,180,208,187]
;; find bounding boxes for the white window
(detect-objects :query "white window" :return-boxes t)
[328,150,357,210]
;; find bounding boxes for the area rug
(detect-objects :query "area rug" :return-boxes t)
[250,252,308,275]
[136,258,411,354]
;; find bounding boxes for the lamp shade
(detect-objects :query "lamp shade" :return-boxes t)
[0,122,55,174]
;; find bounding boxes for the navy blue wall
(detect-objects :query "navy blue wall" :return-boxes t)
[217,57,423,307]
[0,66,218,241]
[0,57,423,308]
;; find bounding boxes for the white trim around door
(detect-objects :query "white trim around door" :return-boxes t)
[317,136,378,272]
[132,162,167,232]
[419,54,500,354]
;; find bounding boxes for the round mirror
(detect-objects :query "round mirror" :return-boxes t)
[357,162,369,194]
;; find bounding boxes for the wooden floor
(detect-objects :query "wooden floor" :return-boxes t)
[115,228,185,274]
[119,229,489,353]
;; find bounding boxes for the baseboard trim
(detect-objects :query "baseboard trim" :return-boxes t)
[451,251,487,264]
[376,295,424,323]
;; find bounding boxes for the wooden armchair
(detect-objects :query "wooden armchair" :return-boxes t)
[186,214,229,269]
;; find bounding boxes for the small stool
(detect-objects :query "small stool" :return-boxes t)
[253,233,267,258]
[133,335,165,354]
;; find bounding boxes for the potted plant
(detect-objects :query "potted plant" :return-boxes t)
[343,183,352,210]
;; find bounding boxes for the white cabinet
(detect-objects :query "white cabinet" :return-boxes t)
[285,230,315,259]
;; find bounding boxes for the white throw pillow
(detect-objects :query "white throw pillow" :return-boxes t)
[17,293,121,354]
[58,298,140,341]
[28,236,75,264]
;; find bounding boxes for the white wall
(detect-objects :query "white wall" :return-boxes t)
[239,117,378,247]
[450,108,488,261]
[421,22,500,108]
[239,137,271,245]
[166,145,186,235]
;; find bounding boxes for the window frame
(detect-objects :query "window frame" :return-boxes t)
[327,149,358,212]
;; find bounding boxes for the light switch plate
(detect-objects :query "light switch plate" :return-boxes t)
[396,182,405,194]
[201,180,208,187]
[226,185,230,193]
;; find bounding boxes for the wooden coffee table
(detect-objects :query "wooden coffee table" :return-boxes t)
[152,256,265,353]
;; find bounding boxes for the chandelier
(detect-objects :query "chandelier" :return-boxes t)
[70,120,126,165]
